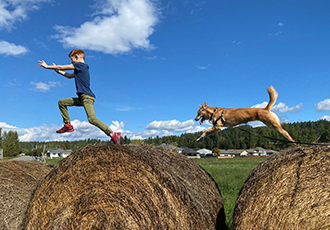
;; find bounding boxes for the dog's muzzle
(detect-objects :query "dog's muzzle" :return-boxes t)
[195,116,205,125]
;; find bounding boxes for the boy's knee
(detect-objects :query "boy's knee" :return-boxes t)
[58,99,65,106]
[88,116,97,125]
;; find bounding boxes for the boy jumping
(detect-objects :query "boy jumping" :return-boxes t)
[38,49,121,145]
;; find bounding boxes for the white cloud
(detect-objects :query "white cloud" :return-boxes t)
[274,31,282,36]
[232,40,241,45]
[0,0,48,56]
[316,99,330,112]
[0,122,18,129]
[0,0,49,31]
[197,65,210,70]
[115,106,134,112]
[54,0,159,54]
[252,102,303,113]
[278,22,284,27]
[246,121,265,128]
[272,102,303,113]
[197,66,206,70]
[30,81,61,92]
[146,119,205,133]
[109,121,125,132]
[319,115,330,121]
[1,120,111,142]
[121,129,174,140]
[0,40,28,56]
[252,102,268,109]
[0,118,205,142]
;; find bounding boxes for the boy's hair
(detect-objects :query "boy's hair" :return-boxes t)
[69,49,85,60]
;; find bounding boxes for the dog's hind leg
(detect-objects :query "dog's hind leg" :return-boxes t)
[273,125,295,143]
[265,113,295,143]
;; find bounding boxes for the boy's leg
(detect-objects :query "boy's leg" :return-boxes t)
[58,97,83,124]
[80,94,113,136]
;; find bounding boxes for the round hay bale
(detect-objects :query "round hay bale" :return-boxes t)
[24,144,227,230]
[0,161,52,230]
[232,145,330,230]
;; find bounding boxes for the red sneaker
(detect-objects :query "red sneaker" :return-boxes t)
[56,123,74,134]
[110,132,121,145]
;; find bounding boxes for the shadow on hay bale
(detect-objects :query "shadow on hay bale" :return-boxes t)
[232,145,330,230]
[24,144,227,230]
[0,161,52,230]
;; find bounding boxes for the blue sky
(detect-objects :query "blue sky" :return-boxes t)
[1,0,330,142]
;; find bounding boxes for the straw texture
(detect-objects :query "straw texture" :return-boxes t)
[232,145,330,230]
[0,161,52,230]
[24,144,227,230]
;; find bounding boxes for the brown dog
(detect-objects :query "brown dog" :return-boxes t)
[194,86,295,143]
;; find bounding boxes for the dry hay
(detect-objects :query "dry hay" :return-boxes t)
[24,144,227,230]
[232,145,330,230]
[0,161,52,230]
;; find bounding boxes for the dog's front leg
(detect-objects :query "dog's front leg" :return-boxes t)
[197,126,222,142]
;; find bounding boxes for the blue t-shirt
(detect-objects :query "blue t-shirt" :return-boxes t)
[73,62,95,98]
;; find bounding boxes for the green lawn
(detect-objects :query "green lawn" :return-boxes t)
[194,157,266,228]
[3,156,17,160]
[46,158,63,167]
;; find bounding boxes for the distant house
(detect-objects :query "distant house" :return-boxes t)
[227,149,249,157]
[219,149,234,157]
[181,147,199,156]
[247,147,267,156]
[197,148,217,158]
[47,148,72,159]
[197,148,212,155]
[47,148,61,159]
[160,143,183,154]
[60,150,73,158]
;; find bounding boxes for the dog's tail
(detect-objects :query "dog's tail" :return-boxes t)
[264,86,278,111]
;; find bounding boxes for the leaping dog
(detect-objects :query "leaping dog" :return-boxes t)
[194,86,295,143]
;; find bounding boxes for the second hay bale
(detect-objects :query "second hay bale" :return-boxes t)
[232,145,330,230]
[0,161,52,230]
[25,144,227,229]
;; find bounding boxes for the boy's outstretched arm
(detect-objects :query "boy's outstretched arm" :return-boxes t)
[38,60,75,79]
[38,60,74,70]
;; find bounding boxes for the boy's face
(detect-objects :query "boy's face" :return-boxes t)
[70,55,79,64]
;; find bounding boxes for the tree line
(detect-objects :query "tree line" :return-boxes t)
[1,120,330,157]
[143,120,330,150]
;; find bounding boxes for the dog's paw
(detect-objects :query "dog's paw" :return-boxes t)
[196,137,201,142]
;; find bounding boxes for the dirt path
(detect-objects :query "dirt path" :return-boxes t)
[9,155,34,161]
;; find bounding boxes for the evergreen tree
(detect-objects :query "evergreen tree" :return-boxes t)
[2,131,21,157]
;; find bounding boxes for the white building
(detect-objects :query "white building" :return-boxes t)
[197,148,217,158]
[47,148,72,159]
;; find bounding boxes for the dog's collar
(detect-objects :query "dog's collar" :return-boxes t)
[210,108,225,126]
[210,107,218,121]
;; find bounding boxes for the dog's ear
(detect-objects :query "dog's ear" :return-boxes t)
[199,104,202,108]
[202,101,207,108]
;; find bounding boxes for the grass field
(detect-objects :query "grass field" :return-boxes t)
[46,158,62,167]
[194,157,266,228]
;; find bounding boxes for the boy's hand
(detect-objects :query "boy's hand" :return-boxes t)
[38,60,48,68]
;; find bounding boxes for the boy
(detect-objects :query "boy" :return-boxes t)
[38,49,121,145]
